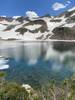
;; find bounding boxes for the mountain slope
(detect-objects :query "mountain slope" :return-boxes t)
[0,7,75,40]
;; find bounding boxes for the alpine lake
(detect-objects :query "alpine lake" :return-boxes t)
[0,40,75,88]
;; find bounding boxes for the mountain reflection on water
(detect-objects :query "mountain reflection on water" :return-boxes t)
[0,41,75,87]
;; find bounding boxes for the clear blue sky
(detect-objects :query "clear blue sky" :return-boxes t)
[0,0,75,17]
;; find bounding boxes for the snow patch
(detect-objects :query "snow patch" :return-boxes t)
[25,24,42,30]
[68,6,75,12]
[0,57,9,70]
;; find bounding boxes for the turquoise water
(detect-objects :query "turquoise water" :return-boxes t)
[0,41,75,88]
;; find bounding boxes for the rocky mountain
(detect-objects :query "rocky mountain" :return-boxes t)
[0,7,75,40]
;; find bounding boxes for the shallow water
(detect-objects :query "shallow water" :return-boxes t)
[0,41,75,87]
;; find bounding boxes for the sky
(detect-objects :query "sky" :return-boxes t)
[0,0,75,17]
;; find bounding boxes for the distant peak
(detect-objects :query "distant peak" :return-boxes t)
[0,15,6,18]
[13,16,21,19]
